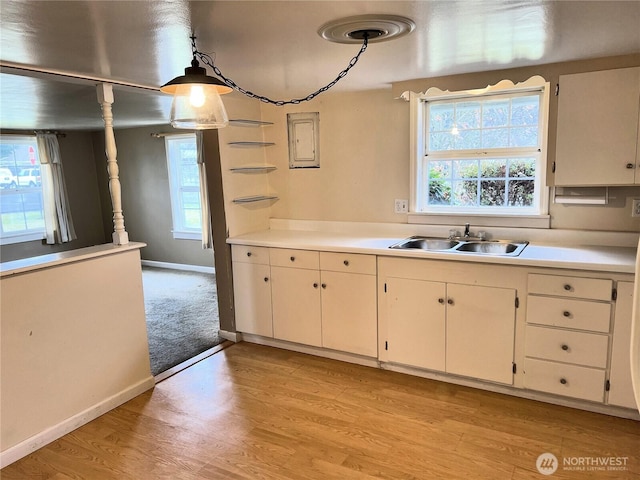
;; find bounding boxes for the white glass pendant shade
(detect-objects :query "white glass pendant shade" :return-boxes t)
[170,84,229,129]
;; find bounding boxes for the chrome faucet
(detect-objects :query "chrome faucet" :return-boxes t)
[464,223,471,239]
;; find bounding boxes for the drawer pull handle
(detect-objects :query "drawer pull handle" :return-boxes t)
[626,163,635,169]
[321,283,327,289]
[313,283,318,288]
[343,260,349,266]
[264,277,269,282]
[561,344,569,351]
[438,298,445,304]
[560,378,567,385]
[563,311,571,317]
[563,284,572,291]
[247,252,252,257]
[290,256,295,262]
[447,298,454,305]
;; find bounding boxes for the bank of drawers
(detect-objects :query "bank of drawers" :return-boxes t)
[524,273,612,403]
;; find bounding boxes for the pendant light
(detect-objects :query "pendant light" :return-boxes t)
[160,44,233,129]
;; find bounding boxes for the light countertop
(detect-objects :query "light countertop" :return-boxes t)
[228,229,637,274]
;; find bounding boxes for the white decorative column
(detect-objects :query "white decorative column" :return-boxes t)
[97,83,129,245]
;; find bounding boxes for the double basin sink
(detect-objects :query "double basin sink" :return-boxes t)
[389,236,528,256]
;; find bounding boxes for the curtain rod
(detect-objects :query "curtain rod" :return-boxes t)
[150,132,196,138]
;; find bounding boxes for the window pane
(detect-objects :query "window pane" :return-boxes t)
[480,180,506,206]
[508,158,535,177]
[0,136,45,240]
[180,162,199,187]
[454,160,478,179]
[452,180,477,206]
[482,99,510,128]
[480,159,507,178]
[429,104,455,131]
[482,127,510,148]
[507,180,535,206]
[180,191,201,229]
[511,95,539,126]
[456,102,481,129]
[509,126,538,147]
[429,131,456,151]
[455,128,481,150]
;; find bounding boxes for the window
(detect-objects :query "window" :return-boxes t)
[165,134,202,240]
[410,77,550,224]
[0,136,45,244]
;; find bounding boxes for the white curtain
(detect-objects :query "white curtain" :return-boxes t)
[196,131,213,249]
[36,133,76,244]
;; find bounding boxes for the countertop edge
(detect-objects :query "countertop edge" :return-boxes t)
[1,242,147,277]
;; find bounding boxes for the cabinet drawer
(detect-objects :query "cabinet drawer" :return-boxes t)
[320,252,376,275]
[528,274,612,301]
[232,245,270,265]
[524,358,605,403]
[525,325,608,368]
[526,296,611,332]
[270,248,319,270]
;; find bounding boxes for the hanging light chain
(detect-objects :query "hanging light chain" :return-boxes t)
[193,36,370,106]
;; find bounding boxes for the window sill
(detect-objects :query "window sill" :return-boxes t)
[408,213,551,229]
[0,232,46,245]
[172,231,202,241]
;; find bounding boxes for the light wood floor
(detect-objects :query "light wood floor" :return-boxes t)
[3,342,639,479]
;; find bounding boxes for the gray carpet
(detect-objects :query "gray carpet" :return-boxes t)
[142,266,221,376]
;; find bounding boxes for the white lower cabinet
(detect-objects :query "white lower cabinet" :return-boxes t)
[380,257,519,385]
[446,283,516,385]
[385,277,446,371]
[232,246,273,337]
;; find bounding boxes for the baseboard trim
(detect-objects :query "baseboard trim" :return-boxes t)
[240,334,380,369]
[141,260,215,274]
[0,376,155,468]
[219,329,242,343]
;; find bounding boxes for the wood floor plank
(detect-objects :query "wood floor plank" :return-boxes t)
[2,342,638,479]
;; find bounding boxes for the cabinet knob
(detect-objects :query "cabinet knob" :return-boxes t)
[560,378,567,385]
[264,277,269,282]
[563,284,572,291]
[290,256,295,262]
[247,252,252,257]
[626,163,635,169]
[438,298,445,304]
[447,298,454,305]
[343,260,349,266]
[563,311,571,317]
[321,283,327,289]
[313,283,318,288]
[561,344,569,351]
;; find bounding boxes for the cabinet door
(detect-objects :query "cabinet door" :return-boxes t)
[446,284,516,384]
[555,67,640,185]
[232,262,273,337]
[321,271,377,357]
[385,277,446,371]
[609,281,637,409]
[271,266,322,347]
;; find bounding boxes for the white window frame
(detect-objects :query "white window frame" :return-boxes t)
[0,135,46,245]
[408,76,551,228]
[164,134,202,241]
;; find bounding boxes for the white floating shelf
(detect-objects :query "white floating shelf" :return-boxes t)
[228,141,275,147]
[228,119,274,127]
[230,165,277,173]
[232,195,279,204]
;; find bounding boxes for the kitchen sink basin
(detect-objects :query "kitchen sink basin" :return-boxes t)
[389,236,528,256]
[389,236,460,251]
[454,240,528,256]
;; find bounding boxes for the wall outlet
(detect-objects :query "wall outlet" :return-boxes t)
[394,199,408,214]
[632,198,640,218]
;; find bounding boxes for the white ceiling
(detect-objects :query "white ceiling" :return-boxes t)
[1,0,639,131]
